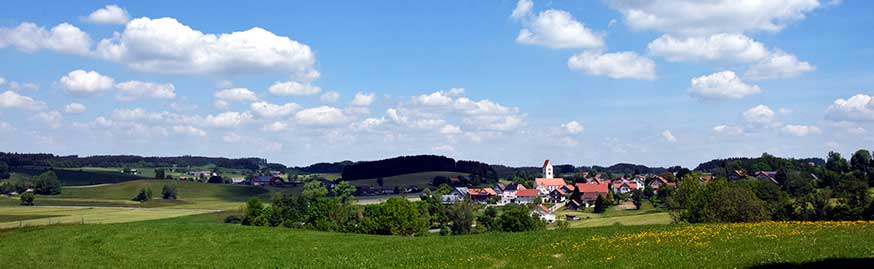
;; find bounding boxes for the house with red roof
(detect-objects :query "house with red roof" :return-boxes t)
[648,176,676,192]
[536,177,567,195]
[498,183,527,205]
[572,182,610,207]
[547,188,568,204]
[514,188,540,204]
[754,171,780,185]
[468,187,497,203]
[611,179,641,194]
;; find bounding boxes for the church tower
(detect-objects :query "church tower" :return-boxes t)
[543,160,554,179]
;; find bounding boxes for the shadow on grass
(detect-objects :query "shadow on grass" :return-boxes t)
[751,258,874,269]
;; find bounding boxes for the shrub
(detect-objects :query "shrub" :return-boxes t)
[132,187,152,202]
[161,184,177,200]
[594,195,608,213]
[32,171,61,195]
[20,192,35,206]
[498,204,542,232]
[224,215,242,224]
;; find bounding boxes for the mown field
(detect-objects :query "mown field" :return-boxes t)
[553,201,673,228]
[0,207,215,229]
[348,171,470,189]
[0,215,872,268]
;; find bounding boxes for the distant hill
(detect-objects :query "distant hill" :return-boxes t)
[0,152,267,171]
[340,155,496,181]
[291,161,354,174]
[694,153,825,174]
[11,167,147,186]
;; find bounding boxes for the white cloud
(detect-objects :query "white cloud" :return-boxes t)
[511,0,533,20]
[268,81,321,96]
[356,117,387,129]
[689,70,761,100]
[0,22,92,55]
[661,130,677,142]
[95,17,316,75]
[214,88,258,102]
[320,91,340,103]
[111,108,164,121]
[648,33,769,62]
[172,125,206,137]
[745,51,814,80]
[84,5,130,25]
[64,103,87,113]
[262,121,289,132]
[562,121,584,134]
[782,124,821,136]
[222,132,241,143]
[58,69,114,96]
[411,119,446,129]
[516,9,604,49]
[205,111,252,128]
[92,116,114,128]
[743,105,775,124]
[713,125,744,136]
[351,92,375,106]
[416,91,454,106]
[568,51,656,80]
[33,110,62,128]
[609,0,822,35]
[826,94,874,121]
[0,90,46,110]
[294,106,348,126]
[250,101,300,118]
[115,81,176,101]
[439,124,463,136]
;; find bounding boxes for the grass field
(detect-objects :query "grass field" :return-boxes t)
[0,207,216,229]
[348,171,470,188]
[11,167,147,186]
[1,216,873,268]
[553,201,674,228]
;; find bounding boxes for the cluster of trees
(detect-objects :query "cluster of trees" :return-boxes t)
[670,149,874,223]
[0,152,267,171]
[132,184,177,202]
[290,161,354,174]
[419,190,545,235]
[695,153,825,177]
[340,155,497,181]
[0,171,61,195]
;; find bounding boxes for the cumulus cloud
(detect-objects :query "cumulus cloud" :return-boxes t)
[172,125,206,137]
[713,125,744,136]
[562,121,584,134]
[111,108,165,121]
[268,81,321,96]
[320,91,340,103]
[661,130,677,142]
[568,51,656,80]
[250,101,300,118]
[0,22,92,55]
[689,71,761,100]
[0,90,46,110]
[515,9,604,49]
[33,110,62,128]
[511,0,533,20]
[294,106,348,126]
[214,88,258,103]
[826,94,874,121]
[782,124,821,136]
[745,51,815,80]
[261,121,289,132]
[205,111,252,128]
[439,124,463,136]
[648,33,769,62]
[609,0,822,35]
[58,69,114,96]
[416,91,454,106]
[351,92,375,106]
[84,5,130,25]
[115,81,176,101]
[743,105,775,124]
[95,17,317,75]
[64,102,87,113]
[222,132,241,143]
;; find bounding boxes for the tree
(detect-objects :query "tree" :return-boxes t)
[477,206,499,231]
[161,184,177,200]
[378,198,427,236]
[447,200,475,235]
[207,175,224,184]
[333,181,356,204]
[32,171,61,195]
[594,195,608,213]
[241,198,264,226]
[605,189,615,205]
[498,204,542,232]
[570,185,582,203]
[20,191,35,206]
[302,181,328,200]
[132,187,152,202]
[376,177,384,187]
[631,189,642,210]
[851,149,872,174]
[709,185,772,222]
[436,183,453,196]
[155,168,166,179]
[0,161,9,179]
[826,151,850,173]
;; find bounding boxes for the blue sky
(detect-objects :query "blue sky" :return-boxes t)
[1,0,873,168]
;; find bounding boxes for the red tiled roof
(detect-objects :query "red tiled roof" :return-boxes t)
[536,178,567,187]
[516,189,540,197]
[468,188,497,196]
[574,183,609,193]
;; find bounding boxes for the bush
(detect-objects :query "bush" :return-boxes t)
[498,204,542,232]
[241,198,264,226]
[20,191,35,206]
[594,195,608,213]
[224,215,242,224]
[32,171,61,195]
[132,187,152,202]
[161,184,177,200]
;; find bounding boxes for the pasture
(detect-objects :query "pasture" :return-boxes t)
[0,216,872,268]
[0,207,215,229]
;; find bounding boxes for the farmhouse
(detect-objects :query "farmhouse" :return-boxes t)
[497,183,526,205]
[468,187,497,203]
[611,179,641,194]
[648,176,676,191]
[514,189,539,204]
[754,171,780,185]
[546,188,568,204]
[573,182,609,207]
[252,176,283,186]
[535,177,567,195]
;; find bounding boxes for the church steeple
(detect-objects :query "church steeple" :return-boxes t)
[543,160,553,179]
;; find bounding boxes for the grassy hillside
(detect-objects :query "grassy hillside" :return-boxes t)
[1,217,873,268]
[45,180,275,209]
[348,171,469,188]
[11,167,147,185]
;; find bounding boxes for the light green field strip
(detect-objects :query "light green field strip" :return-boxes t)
[0,206,217,229]
[565,212,673,228]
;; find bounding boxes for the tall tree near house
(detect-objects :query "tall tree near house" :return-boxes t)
[850,149,871,175]
[333,181,356,204]
[570,185,582,203]
[594,195,608,213]
[302,181,328,200]
[32,171,61,195]
[631,189,642,210]
[826,151,850,173]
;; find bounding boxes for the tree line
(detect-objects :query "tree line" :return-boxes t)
[0,152,267,170]
[340,155,497,181]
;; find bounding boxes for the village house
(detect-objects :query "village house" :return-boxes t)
[572,182,610,207]
[497,183,526,205]
[468,187,497,204]
[514,189,539,204]
[532,204,555,222]
[611,178,641,194]
[441,187,468,204]
[754,171,780,185]
[535,160,568,195]
[546,188,568,204]
[251,175,283,186]
[648,176,676,192]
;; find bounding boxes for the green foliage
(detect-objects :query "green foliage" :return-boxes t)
[132,187,152,202]
[606,189,615,205]
[447,200,475,235]
[631,189,642,210]
[302,181,328,200]
[332,181,356,204]
[556,220,570,230]
[594,195,608,213]
[241,198,264,226]
[478,206,499,231]
[161,184,177,200]
[154,169,166,179]
[32,171,61,195]
[436,183,453,196]
[851,150,871,174]
[826,151,850,173]
[20,191,35,206]
[670,179,772,223]
[376,198,427,236]
[498,204,543,232]
[0,161,9,179]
